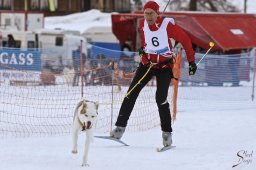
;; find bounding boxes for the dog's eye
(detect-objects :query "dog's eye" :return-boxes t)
[85,114,88,117]
[91,116,95,118]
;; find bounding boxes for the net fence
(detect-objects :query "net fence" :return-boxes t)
[0,46,255,137]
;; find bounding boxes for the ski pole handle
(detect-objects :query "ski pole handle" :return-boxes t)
[196,42,215,66]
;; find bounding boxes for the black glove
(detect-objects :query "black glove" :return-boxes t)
[138,47,146,56]
[138,47,150,66]
[189,61,197,75]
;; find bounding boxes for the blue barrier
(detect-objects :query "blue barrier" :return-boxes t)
[0,48,41,71]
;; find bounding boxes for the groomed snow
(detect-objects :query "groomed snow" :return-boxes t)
[0,85,255,170]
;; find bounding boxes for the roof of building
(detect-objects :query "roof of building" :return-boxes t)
[166,12,256,51]
[112,12,256,51]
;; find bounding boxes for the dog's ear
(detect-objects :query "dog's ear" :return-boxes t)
[95,102,99,111]
[81,102,87,114]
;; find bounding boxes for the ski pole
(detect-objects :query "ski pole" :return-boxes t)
[161,0,171,17]
[196,42,215,66]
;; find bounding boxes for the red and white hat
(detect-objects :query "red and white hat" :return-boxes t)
[143,1,160,14]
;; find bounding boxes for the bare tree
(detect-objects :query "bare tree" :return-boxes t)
[166,0,240,12]
[133,0,143,11]
[244,0,247,13]
[189,0,198,11]
[165,0,188,11]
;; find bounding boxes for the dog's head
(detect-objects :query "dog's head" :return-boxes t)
[76,100,99,130]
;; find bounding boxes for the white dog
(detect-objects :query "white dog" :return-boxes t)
[72,99,99,166]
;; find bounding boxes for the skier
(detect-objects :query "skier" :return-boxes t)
[110,1,197,147]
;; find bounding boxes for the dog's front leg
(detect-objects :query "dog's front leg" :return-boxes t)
[81,130,92,166]
[72,118,80,154]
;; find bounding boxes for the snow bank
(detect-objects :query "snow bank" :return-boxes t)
[45,9,113,34]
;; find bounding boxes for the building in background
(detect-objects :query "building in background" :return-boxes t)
[0,0,131,16]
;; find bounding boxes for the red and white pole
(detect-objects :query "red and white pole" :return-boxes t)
[80,40,84,98]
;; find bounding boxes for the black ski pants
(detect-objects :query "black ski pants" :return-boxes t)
[115,63,173,132]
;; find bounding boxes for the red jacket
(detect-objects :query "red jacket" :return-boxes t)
[139,17,195,68]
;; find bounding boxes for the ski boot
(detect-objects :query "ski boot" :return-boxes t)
[110,126,126,139]
[162,131,172,147]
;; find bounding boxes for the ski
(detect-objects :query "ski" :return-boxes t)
[156,145,176,152]
[94,136,129,146]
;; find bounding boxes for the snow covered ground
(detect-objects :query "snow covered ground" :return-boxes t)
[0,85,255,170]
